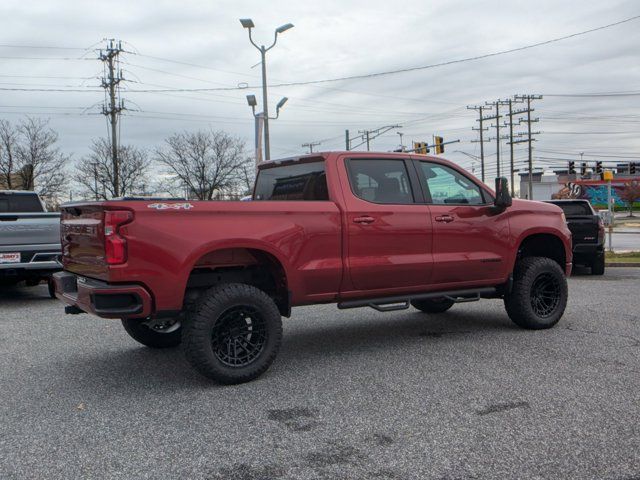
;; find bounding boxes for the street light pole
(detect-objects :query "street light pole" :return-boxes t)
[259,46,270,161]
[240,19,294,162]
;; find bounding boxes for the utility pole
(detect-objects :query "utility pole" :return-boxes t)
[481,102,504,179]
[302,141,320,153]
[100,39,124,198]
[512,94,542,199]
[503,97,525,196]
[468,105,490,183]
[506,99,515,195]
[345,130,350,151]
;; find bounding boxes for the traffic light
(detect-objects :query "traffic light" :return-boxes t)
[631,163,637,175]
[581,162,587,176]
[596,161,603,174]
[413,142,429,154]
[568,161,575,174]
[434,136,445,154]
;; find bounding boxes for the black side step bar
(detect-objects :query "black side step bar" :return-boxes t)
[337,287,497,311]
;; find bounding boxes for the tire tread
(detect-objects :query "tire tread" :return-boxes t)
[504,256,568,330]
[182,283,282,384]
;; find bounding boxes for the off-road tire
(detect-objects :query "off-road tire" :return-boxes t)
[121,318,182,348]
[182,283,282,384]
[411,297,455,313]
[504,256,568,330]
[591,252,605,276]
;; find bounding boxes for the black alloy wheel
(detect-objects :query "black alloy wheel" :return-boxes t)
[529,272,562,318]
[211,306,268,367]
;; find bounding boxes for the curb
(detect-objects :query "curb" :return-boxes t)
[605,262,640,267]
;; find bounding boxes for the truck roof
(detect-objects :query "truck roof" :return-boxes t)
[258,151,448,168]
[0,190,41,195]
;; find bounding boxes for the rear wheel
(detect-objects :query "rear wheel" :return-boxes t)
[182,283,282,384]
[591,252,605,276]
[121,317,182,348]
[411,297,454,313]
[47,277,56,299]
[504,256,568,329]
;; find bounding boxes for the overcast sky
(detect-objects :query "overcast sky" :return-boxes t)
[1,0,639,183]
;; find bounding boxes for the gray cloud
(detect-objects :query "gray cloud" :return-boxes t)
[0,0,638,180]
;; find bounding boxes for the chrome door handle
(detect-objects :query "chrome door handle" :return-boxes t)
[435,215,454,223]
[353,216,375,224]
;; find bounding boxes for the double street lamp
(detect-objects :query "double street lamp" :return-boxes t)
[240,18,293,163]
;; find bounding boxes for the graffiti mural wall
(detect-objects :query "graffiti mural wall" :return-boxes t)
[552,180,625,206]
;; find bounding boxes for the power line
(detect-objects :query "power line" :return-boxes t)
[252,14,640,88]
[3,14,634,95]
[0,43,88,50]
[541,90,640,97]
[0,55,93,61]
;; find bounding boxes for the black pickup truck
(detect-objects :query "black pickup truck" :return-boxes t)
[545,199,605,275]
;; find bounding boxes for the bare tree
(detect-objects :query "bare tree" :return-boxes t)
[0,120,18,189]
[155,130,250,200]
[239,162,256,197]
[16,118,69,199]
[0,118,68,203]
[75,138,151,200]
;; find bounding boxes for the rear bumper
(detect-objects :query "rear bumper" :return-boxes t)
[573,242,604,254]
[0,244,61,275]
[572,243,604,265]
[53,271,153,319]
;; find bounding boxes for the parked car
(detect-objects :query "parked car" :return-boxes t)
[54,152,572,384]
[545,199,605,275]
[0,191,61,296]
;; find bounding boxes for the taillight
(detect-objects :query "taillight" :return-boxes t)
[597,217,605,242]
[104,210,133,265]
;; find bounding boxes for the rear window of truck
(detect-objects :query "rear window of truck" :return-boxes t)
[551,201,594,216]
[0,193,44,213]
[253,161,329,201]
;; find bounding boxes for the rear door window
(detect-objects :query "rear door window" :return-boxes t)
[253,161,328,201]
[346,159,414,204]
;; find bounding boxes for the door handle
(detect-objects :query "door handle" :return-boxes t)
[435,215,454,223]
[353,216,375,224]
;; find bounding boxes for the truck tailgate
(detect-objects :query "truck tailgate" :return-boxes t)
[0,212,60,247]
[60,205,108,279]
[566,216,599,245]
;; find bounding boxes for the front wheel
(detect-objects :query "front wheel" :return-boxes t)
[504,257,568,330]
[182,283,283,384]
[121,317,182,348]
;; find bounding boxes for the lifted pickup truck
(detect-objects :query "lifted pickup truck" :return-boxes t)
[0,191,61,295]
[55,152,572,384]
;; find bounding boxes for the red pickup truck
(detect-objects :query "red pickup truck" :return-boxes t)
[55,151,572,384]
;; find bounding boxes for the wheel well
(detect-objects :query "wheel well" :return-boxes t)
[184,248,290,317]
[517,234,566,269]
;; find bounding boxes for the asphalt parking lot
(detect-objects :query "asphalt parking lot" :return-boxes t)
[1,269,639,480]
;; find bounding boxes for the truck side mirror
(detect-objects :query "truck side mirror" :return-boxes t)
[494,177,512,208]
